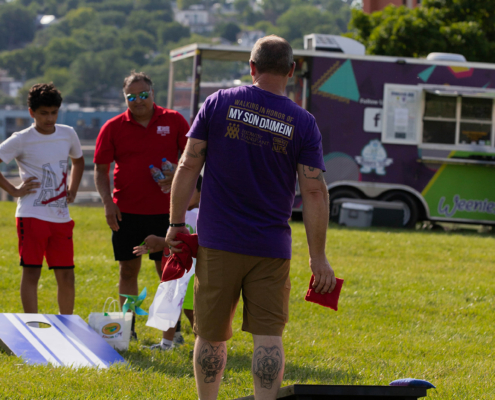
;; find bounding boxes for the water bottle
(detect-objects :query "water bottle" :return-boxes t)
[149,165,165,182]
[161,158,175,173]
[161,158,175,194]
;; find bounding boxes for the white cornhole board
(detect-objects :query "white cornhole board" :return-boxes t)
[0,313,125,368]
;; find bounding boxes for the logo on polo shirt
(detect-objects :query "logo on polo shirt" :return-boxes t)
[157,126,170,136]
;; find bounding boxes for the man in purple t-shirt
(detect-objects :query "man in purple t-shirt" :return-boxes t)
[166,35,336,400]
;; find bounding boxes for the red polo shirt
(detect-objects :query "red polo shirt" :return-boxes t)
[94,104,189,215]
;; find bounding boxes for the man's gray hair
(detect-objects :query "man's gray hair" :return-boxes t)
[123,70,153,89]
[250,35,294,76]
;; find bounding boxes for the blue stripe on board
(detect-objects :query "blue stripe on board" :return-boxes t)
[46,316,95,367]
[55,315,125,366]
[13,314,64,366]
[0,314,48,365]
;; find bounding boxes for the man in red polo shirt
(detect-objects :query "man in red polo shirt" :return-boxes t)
[94,71,189,338]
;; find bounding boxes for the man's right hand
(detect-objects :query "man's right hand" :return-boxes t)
[104,201,122,231]
[13,177,40,197]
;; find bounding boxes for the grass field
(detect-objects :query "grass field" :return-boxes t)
[0,201,494,399]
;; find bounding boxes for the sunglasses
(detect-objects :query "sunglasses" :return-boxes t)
[126,91,151,102]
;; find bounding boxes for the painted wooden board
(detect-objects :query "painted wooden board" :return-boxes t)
[236,384,428,399]
[0,313,125,368]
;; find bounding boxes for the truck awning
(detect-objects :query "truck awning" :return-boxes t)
[422,84,495,98]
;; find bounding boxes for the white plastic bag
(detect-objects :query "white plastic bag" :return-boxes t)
[88,298,132,351]
[146,260,195,331]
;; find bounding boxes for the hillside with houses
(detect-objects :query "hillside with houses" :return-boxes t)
[0,0,352,108]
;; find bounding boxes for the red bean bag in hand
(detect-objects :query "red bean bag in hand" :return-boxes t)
[305,275,344,311]
[161,233,198,282]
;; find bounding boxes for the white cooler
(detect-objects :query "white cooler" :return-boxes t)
[339,202,373,227]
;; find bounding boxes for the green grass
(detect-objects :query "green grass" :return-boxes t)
[0,202,494,399]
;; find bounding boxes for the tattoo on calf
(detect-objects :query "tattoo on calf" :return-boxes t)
[302,165,324,181]
[187,141,207,159]
[253,346,283,389]
[197,342,226,383]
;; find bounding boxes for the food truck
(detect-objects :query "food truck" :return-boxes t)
[168,34,495,228]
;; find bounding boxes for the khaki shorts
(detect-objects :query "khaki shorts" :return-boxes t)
[193,246,291,342]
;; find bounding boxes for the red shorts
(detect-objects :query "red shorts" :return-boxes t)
[16,218,75,269]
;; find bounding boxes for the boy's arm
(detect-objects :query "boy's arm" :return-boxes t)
[133,235,166,256]
[0,159,40,197]
[67,156,85,204]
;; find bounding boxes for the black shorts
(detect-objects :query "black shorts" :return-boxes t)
[112,213,169,261]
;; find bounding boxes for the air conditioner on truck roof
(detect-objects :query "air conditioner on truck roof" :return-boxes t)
[304,34,365,55]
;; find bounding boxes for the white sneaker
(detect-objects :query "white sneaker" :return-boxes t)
[147,342,174,351]
[173,332,185,346]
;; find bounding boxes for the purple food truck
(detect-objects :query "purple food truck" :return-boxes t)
[169,34,495,228]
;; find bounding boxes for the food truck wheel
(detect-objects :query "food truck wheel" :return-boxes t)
[329,188,362,222]
[380,191,419,228]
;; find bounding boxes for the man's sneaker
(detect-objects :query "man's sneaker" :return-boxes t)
[173,332,185,346]
[147,342,174,351]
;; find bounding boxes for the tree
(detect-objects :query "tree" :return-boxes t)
[66,50,136,105]
[217,23,241,43]
[157,22,191,46]
[0,45,45,80]
[0,3,36,51]
[84,0,135,14]
[126,10,173,37]
[20,0,59,16]
[260,0,291,24]
[253,20,278,35]
[98,11,127,28]
[143,62,170,106]
[44,37,85,69]
[120,30,157,52]
[56,0,82,17]
[234,0,250,14]
[64,7,98,31]
[70,25,122,52]
[176,0,202,10]
[134,0,172,12]
[347,1,495,62]
[42,67,71,92]
[16,77,42,107]
[276,5,346,44]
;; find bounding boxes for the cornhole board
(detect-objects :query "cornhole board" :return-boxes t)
[236,384,428,399]
[0,313,125,368]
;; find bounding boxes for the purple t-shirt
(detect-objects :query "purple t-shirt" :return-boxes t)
[188,85,325,259]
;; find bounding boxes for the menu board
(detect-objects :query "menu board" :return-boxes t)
[382,84,422,145]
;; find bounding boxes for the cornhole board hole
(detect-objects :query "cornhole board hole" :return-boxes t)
[236,384,428,400]
[0,313,125,368]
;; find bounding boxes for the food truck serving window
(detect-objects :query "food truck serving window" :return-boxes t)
[382,83,495,149]
[423,93,493,147]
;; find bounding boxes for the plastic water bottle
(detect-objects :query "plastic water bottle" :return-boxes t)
[161,158,175,193]
[161,158,175,174]
[149,165,165,182]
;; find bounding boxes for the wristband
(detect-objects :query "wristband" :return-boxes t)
[170,222,186,227]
